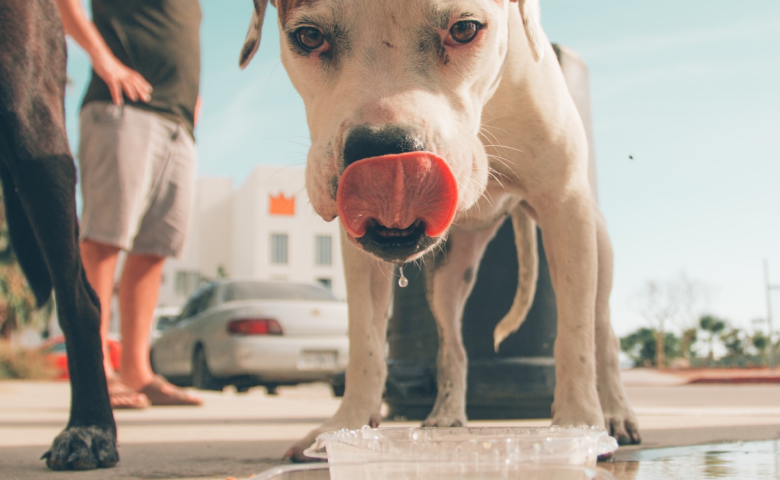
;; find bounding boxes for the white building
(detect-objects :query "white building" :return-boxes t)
[158,166,345,308]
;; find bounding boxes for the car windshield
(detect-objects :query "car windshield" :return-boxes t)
[222,281,338,303]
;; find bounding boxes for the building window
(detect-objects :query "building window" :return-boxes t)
[317,278,332,291]
[271,233,288,264]
[315,235,332,266]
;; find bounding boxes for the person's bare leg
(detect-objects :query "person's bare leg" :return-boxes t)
[117,253,164,390]
[81,240,149,408]
[118,253,202,405]
[79,240,120,377]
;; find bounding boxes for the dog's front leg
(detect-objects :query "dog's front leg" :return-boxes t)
[593,207,641,444]
[536,192,604,428]
[0,158,118,470]
[285,228,394,461]
[422,221,504,427]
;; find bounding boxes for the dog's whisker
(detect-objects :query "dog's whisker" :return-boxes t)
[486,158,512,172]
[482,144,524,154]
[486,155,522,183]
[486,166,509,181]
[486,174,508,193]
[480,123,511,136]
[486,162,511,176]
[479,126,503,146]
[436,242,447,261]
[262,59,284,100]
[480,113,514,126]
[481,189,496,208]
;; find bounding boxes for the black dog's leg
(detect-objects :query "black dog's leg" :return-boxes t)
[0,0,118,470]
[0,170,53,306]
[0,156,119,471]
[0,158,118,471]
[0,159,119,472]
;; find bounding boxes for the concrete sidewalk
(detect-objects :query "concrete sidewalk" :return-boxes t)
[621,367,780,385]
[2,379,780,479]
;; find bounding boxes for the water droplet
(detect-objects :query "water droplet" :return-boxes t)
[398,266,408,288]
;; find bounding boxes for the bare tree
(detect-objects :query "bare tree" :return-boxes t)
[633,281,678,368]
[674,273,711,359]
[632,273,710,368]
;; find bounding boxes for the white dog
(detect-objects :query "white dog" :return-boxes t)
[239,0,640,460]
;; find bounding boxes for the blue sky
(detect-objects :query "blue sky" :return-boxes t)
[64,1,780,336]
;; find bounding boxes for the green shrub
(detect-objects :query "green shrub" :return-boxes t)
[620,327,681,367]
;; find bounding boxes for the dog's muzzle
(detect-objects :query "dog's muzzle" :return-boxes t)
[337,152,458,261]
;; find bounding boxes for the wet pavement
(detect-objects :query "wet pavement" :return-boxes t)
[250,442,780,480]
[608,440,780,479]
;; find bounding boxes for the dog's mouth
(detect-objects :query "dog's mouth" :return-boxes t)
[337,151,456,262]
[357,219,437,262]
[336,151,458,263]
[371,219,422,238]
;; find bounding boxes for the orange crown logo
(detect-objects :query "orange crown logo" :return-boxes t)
[269,192,295,216]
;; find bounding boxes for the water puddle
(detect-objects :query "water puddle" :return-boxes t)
[607,440,780,479]
[252,441,780,480]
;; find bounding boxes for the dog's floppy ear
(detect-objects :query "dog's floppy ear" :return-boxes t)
[239,0,271,69]
[517,0,545,62]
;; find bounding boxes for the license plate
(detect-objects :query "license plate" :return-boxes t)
[298,351,337,371]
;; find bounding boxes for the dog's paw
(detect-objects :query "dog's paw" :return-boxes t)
[599,384,641,445]
[604,411,641,445]
[551,396,605,431]
[285,432,328,464]
[284,412,382,463]
[42,426,118,470]
[422,412,466,428]
[423,388,467,428]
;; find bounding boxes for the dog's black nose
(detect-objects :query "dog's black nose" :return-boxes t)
[343,125,424,169]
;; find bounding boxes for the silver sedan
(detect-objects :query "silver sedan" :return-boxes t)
[150,279,349,394]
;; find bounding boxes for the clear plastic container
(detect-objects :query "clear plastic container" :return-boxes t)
[300,426,618,480]
[306,426,618,466]
[253,462,618,480]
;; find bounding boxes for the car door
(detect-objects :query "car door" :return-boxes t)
[165,285,213,374]
[151,310,194,377]
[175,285,219,375]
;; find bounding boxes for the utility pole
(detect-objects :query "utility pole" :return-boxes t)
[765,260,780,371]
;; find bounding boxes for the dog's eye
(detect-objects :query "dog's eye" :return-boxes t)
[449,21,481,44]
[295,27,326,51]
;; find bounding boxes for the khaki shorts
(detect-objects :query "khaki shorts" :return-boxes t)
[78,102,196,258]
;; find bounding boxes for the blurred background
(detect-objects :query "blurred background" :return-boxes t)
[1,0,779,371]
[2,6,780,480]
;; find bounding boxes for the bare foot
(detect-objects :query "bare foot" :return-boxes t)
[107,377,149,410]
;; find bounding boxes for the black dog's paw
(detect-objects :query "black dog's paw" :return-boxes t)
[42,426,118,470]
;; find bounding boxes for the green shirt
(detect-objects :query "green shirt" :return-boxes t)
[82,0,201,137]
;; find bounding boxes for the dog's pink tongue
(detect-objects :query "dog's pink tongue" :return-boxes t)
[337,152,458,238]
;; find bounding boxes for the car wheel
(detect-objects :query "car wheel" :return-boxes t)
[331,383,345,398]
[192,346,223,391]
[235,385,251,394]
[265,384,279,396]
[331,372,346,397]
